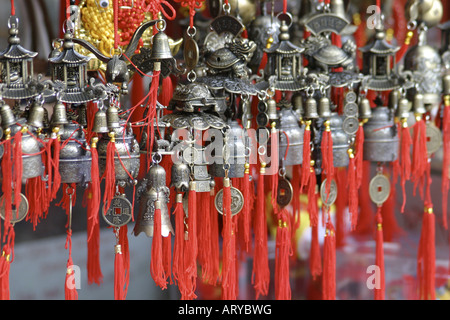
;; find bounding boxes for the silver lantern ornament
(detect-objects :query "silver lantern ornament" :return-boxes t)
[0,17,40,100]
[134,163,174,237]
[328,112,350,168]
[58,123,91,185]
[48,26,94,104]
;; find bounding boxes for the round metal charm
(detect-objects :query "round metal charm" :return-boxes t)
[343,102,358,117]
[342,117,359,135]
[184,37,199,70]
[277,178,293,208]
[426,123,442,155]
[103,195,133,227]
[214,186,244,216]
[0,193,29,223]
[320,178,338,207]
[345,91,357,104]
[369,174,391,206]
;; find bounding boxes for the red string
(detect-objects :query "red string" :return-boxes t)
[114,0,119,49]
[10,0,15,16]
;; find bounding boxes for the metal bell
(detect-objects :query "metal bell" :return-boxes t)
[413,92,426,114]
[150,31,173,61]
[267,98,278,121]
[106,105,120,129]
[134,164,173,238]
[388,89,400,110]
[444,74,450,95]
[0,103,16,129]
[291,93,304,120]
[51,101,69,125]
[358,97,372,119]
[27,101,45,128]
[304,97,319,119]
[329,113,350,168]
[170,162,190,192]
[396,97,411,119]
[92,109,108,133]
[278,107,304,166]
[319,96,331,118]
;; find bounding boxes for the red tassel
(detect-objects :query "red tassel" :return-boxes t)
[399,120,412,213]
[310,224,322,281]
[184,183,198,299]
[417,205,436,300]
[162,233,172,285]
[65,230,78,300]
[442,99,450,229]
[252,165,270,299]
[354,162,376,235]
[158,76,173,107]
[102,133,116,213]
[150,202,167,289]
[198,191,210,281]
[25,176,49,230]
[275,207,292,300]
[270,124,279,208]
[321,123,334,200]
[241,166,253,252]
[12,130,23,211]
[335,167,347,248]
[307,163,318,227]
[347,149,358,230]
[221,178,237,300]
[56,184,77,219]
[51,130,61,201]
[301,121,312,191]
[114,242,125,300]
[86,138,103,285]
[374,206,385,300]
[209,189,220,286]
[411,117,427,198]
[396,30,414,62]
[291,165,301,251]
[1,133,13,231]
[355,123,365,189]
[0,225,14,300]
[322,219,336,300]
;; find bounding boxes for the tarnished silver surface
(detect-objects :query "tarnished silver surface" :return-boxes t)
[278,106,304,166]
[329,113,350,168]
[363,106,399,162]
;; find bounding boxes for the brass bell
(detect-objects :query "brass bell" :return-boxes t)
[27,101,45,128]
[319,96,331,118]
[291,93,304,119]
[106,105,120,129]
[0,103,16,129]
[388,89,400,110]
[51,101,68,125]
[150,31,173,61]
[267,98,278,121]
[304,97,319,119]
[92,109,109,133]
[358,97,372,119]
[412,92,426,114]
[396,97,411,120]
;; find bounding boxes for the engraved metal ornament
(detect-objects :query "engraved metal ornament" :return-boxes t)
[51,101,69,126]
[278,106,304,166]
[329,113,350,168]
[102,195,133,227]
[58,123,92,184]
[0,193,29,223]
[320,178,338,207]
[277,178,293,208]
[363,106,399,162]
[214,186,244,216]
[184,37,199,70]
[342,116,359,135]
[369,174,391,206]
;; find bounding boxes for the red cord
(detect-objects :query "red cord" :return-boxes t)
[11,0,15,15]
[114,0,119,49]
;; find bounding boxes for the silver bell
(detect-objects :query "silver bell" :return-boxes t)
[27,101,45,128]
[443,74,450,96]
[358,97,372,119]
[388,89,400,110]
[304,97,319,119]
[0,103,16,129]
[413,92,426,114]
[396,97,411,119]
[92,109,109,133]
[51,101,68,125]
[291,93,304,120]
[319,96,331,118]
[150,31,173,61]
[106,105,120,129]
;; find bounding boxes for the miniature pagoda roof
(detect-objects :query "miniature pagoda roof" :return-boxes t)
[48,32,91,66]
[0,27,37,61]
[264,21,304,55]
[359,27,400,55]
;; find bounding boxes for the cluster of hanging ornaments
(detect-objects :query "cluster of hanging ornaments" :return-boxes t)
[0,0,449,301]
